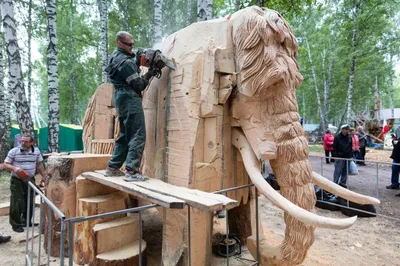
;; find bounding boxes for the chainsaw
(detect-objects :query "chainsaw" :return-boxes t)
[138,49,176,78]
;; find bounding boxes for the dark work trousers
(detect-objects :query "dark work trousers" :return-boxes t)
[108,112,146,173]
[391,160,400,187]
[358,147,366,164]
[333,159,349,188]
[9,176,35,229]
[324,150,334,163]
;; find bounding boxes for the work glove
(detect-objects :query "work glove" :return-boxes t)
[144,68,158,80]
[135,49,145,69]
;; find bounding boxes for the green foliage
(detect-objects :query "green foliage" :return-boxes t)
[293,0,400,126]
[11,0,399,129]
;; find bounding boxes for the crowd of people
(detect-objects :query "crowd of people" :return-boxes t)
[323,124,400,196]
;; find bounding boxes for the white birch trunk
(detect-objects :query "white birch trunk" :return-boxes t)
[305,38,324,130]
[186,0,192,26]
[27,0,32,109]
[70,0,78,124]
[323,26,338,131]
[46,0,60,152]
[235,0,240,11]
[1,0,34,137]
[122,0,129,31]
[346,0,360,124]
[197,0,212,21]
[97,0,108,83]
[154,0,163,44]
[373,74,380,120]
[389,53,394,118]
[0,20,10,158]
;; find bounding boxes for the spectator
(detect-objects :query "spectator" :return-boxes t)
[323,130,334,164]
[332,125,353,188]
[386,134,400,190]
[350,128,360,162]
[356,126,367,165]
[1,134,47,233]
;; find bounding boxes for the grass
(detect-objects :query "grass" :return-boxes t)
[308,145,324,151]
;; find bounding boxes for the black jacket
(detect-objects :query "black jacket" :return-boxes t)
[105,48,148,94]
[390,139,400,163]
[332,133,353,159]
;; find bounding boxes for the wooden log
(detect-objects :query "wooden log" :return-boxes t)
[93,216,139,255]
[44,154,111,257]
[96,240,147,266]
[73,192,129,265]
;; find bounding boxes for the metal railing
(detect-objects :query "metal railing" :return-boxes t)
[310,154,400,221]
[26,155,399,266]
[24,182,260,266]
[25,181,66,266]
[66,203,157,266]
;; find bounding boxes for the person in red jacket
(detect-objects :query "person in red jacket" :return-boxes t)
[350,128,360,161]
[323,129,335,163]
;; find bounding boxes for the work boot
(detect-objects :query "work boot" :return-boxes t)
[0,235,11,244]
[104,167,125,177]
[386,184,400,189]
[13,227,24,233]
[123,171,149,182]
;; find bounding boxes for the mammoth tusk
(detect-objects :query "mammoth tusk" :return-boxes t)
[312,172,380,205]
[232,128,357,230]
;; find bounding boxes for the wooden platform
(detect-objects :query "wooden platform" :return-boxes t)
[81,171,238,212]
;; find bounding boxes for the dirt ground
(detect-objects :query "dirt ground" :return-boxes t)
[0,155,399,266]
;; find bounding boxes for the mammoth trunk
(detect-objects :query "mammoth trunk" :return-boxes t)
[269,110,316,265]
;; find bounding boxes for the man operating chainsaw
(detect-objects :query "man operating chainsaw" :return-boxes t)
[104,31,158,182]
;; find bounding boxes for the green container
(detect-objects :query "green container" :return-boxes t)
[39,124,83,152]
[10,124,39,146]
[39,127,48,151]
[60,124,83,152]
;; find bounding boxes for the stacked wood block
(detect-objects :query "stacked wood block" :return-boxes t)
[82,83,119,154]
[44,154,111,256]
[74,177,147,266]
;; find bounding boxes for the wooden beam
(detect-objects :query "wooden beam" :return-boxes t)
[132,178,237,212]
[81,172,185,209]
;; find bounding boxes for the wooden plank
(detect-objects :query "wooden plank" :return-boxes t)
[81,172,185,209]
[132,177,238,212]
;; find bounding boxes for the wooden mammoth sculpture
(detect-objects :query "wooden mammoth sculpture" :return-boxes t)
[83,6,380,266]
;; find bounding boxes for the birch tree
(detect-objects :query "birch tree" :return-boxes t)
[304,37,325,130]
[154,0,162,44]
[0,19,10,159]
[46,0,60,152]
[1,0,34,137]
[187,0,192,26]
[98,0,108,83]
[345,0,360,124]
[197,0,212,21]
[235,0,241,11]
[27,0,33,108]
[69,0,78,124]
